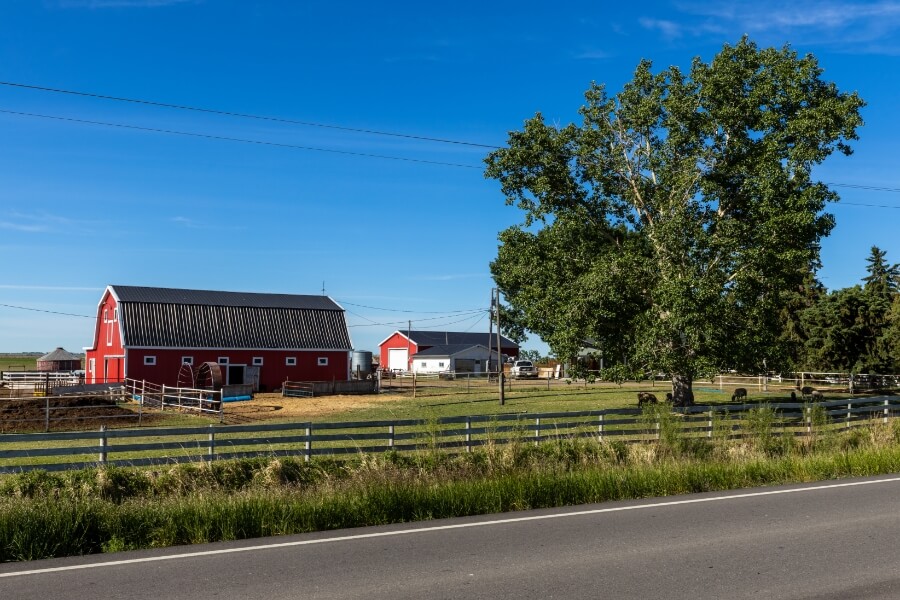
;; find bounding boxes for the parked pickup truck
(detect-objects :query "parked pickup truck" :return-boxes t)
[510,360,539,379]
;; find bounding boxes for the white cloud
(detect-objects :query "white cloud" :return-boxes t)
[639,17,686,39]
[170,216,246,231]
[660,1,900,52]
[0,221,48,233]
[573,49,614,60]
[58,0,195,7]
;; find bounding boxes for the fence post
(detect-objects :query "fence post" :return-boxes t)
[806,407,812,437]
[847,402,852,430]
[534,417,541,445]
[708,410,713,439]
[99,425,107,465]
[138,392,143,426]
[467,374,470,393]
[884,398,889,425]
[219,392,224,423]
[718,375,723,391]
[208,424,215,461]
[45,396,50,432]
[388,424,395,448]
[466,417,472,453]
[413,372,417,399]
[598,413,604,441]
[305,424,312,463]
[656,415,660,441]
[547,374,551,391]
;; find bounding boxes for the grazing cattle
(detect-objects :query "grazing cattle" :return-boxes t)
[811,390,824,401]
[638,392,658,407]
[731,387,747,402]
[800,386,814,400]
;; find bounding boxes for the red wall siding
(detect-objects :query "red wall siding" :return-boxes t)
[378,332,418,371]
[126,349,350,391]
[84,292,125,384]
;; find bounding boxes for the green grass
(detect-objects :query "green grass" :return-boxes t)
[0,355,37,373]
[268,380,815,425]
[2,418,899,562]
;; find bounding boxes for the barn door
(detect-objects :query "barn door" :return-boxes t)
[244,366,260,391]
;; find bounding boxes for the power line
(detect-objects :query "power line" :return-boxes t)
[0,80,502,150]
[827,182,900,194]
[337,299,486,314]
[0,303,93,319]
[0,109,483,169]
[836,202,900,209]
[346,309,487,328]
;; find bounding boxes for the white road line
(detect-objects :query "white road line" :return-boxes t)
[3,475,899,578]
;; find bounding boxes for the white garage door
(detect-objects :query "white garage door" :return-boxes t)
[388,348,409,372]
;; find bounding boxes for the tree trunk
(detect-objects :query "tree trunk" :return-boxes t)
[671,374,695,406]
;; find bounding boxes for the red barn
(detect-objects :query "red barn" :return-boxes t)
[84,285,353,391]
[378,330,519,372]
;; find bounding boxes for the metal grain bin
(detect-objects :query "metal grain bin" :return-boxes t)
[350,351,373,380]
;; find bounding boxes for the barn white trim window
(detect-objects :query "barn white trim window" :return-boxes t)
[144,356,157,366]
[252,357,264,366]
[286,357,297,366]
[182,356,193,365]
[218,357,229,365]
[317,357,328,366]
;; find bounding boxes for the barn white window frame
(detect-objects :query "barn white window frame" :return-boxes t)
[144,356,157,366]
[252,357,264,366]
[286,357,297,366]
[182,356,193,365]
[89,358,95,373]
[317,357,329,366]
[218,357,229,365]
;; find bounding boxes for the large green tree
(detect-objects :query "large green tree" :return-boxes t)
[485,38,864,405]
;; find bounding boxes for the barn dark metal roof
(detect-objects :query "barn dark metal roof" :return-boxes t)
[404,330,518,349]
[109,285,352,349]
[413,344,491,357]
[112,285,341,310]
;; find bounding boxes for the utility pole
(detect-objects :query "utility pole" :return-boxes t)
[494,288,505,406]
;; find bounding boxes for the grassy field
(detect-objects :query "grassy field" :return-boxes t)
[2,418,899,562]
[227,379,817,425]
[0,355,37,372]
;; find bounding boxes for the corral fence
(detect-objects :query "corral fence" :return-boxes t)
[711,372,900,394]
[124,379,223,420]
[0,371,84,397]
[376,370,900,399]
[377,371,561,397]
[1,396,897,474]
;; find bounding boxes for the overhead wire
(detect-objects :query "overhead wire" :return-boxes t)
[0,303,93,318]
[0,80,501,149]
[346,309,487,328]
[0,109,483,169]
[1,80,899,203]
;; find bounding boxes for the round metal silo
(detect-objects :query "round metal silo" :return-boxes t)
[351,351,373,379]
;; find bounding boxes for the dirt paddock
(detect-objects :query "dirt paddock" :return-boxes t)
[223,392,408,420]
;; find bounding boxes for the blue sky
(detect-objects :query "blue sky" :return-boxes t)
[1,0,898,356]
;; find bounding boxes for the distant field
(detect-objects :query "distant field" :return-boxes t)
[0,355,37,372]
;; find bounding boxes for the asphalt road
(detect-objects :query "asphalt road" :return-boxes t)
[3,475,900,599]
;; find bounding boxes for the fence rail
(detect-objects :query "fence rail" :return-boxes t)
[1,396,897,474]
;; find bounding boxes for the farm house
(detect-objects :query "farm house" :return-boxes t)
[379,330,518,372]
[83,285,353,391]
[409,344,500,374]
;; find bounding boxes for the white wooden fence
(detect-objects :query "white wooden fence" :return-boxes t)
[1,396,897,473]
